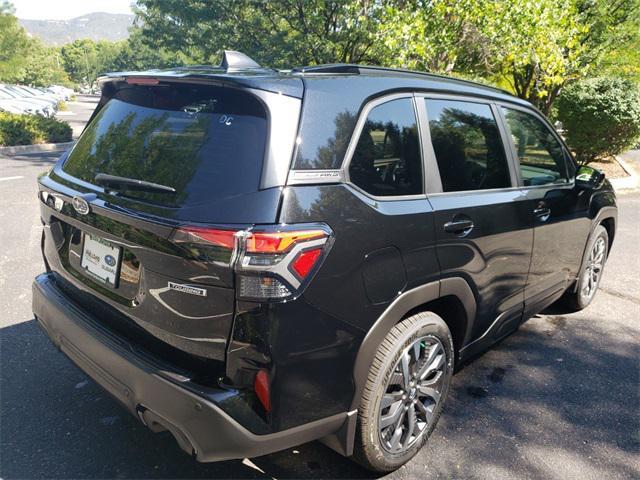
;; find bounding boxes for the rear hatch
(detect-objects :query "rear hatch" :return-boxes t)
[38,76,302,369]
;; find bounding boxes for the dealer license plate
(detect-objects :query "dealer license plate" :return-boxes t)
[80,234,121,285]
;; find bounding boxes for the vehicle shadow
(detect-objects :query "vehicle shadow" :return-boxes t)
[0,319,371,479]
[1,313,637,479]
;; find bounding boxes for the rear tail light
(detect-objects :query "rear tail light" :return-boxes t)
[236,225,332,301]
[291,248,322,278]
[239,276,291,299]
[245,230,326,253]
[171,223,333,301]
[172,226,236,249]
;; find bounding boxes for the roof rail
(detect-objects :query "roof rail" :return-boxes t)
[220,50,262,70]
[292,63,511,95]
[356,65,512,95]
[170,65,225,71]
[291,64,361,74]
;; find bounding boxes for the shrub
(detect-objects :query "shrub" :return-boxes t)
[0,113,72,146]
[557,77,640,164]
[36,116,73,143]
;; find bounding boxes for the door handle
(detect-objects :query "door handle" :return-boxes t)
[533,207,551,221]
[444,219,474,236]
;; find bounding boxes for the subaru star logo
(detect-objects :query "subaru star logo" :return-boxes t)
[104,254,116,267]
[72,196,90,215]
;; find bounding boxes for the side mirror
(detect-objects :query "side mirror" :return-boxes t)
[576,165,605,189]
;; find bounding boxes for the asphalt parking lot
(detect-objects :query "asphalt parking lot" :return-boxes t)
[55,94,99,138]
[0,115,638,477]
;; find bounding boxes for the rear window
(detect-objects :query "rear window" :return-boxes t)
[62,84,268,207]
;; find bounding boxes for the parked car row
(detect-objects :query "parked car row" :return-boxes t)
[0,84,74,117]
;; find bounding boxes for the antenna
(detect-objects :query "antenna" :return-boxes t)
[220,50,261,70]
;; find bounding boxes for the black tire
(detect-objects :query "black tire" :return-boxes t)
[352,312,454,473]
[561,225,609,312]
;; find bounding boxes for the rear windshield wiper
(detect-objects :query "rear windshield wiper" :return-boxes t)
[94,173,176,194]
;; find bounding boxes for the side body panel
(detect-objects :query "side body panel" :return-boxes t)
[495,104,610,315]
[229,183,441,430]
[520,184,592,314]
[429,190,533,343]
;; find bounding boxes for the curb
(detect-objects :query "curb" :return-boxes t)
[0,141,75,156]
[610,155,640,191]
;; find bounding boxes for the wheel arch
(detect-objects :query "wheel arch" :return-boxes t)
[600,216,616,251]
[349,277,476,412]
[589,199,617,251]
[571,206,617,294]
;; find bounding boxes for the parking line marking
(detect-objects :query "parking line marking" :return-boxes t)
[0,176,24,182]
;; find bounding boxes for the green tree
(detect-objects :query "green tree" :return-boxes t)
[471,0,640,114]
[60,39,101,85]
[557,77,640,164]
[376,0,640,113]
[19,43,70,87]
[109,30,188,72]
[0,2,70,86]
[375,0,487,74]
[134,0,384,67]
[468,0,588,114]
[0,1,32,82]
[578,0,640,83]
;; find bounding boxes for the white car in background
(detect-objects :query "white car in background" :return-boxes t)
[0,92,50,116]
[3,85,58,109]
[14,85,61,104]
[0,85,55,116]
[46,85,74,101]
[0,99,40,114]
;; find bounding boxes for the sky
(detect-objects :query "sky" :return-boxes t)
[12,0,134,20]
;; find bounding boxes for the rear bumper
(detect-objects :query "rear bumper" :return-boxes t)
[32,273,348,462]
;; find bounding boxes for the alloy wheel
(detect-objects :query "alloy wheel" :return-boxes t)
[580,236,606,301]
[378,336,447,453]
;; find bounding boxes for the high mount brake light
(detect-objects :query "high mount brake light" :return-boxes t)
[125,77,160,85]
[172,225,333,301]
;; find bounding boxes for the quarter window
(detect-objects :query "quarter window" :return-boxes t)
[501,107,568,186]
[425,99,511,192]
[348,98,422,197]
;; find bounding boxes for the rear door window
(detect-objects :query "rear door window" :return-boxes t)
[62,84,268,207]
[348,97,422,197]
[425,99,512,192]
[501,107,569,186]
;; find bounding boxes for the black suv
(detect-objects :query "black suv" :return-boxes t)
[33,51,617,472]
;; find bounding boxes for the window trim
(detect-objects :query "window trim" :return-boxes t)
[340,92,428,201]
[417,93,519,196]
[495,102,576,190]
[285,90,576,196]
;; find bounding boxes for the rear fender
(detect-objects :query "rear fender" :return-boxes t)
[349,277,476,412]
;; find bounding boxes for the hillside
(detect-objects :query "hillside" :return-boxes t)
[19,12,134,45]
